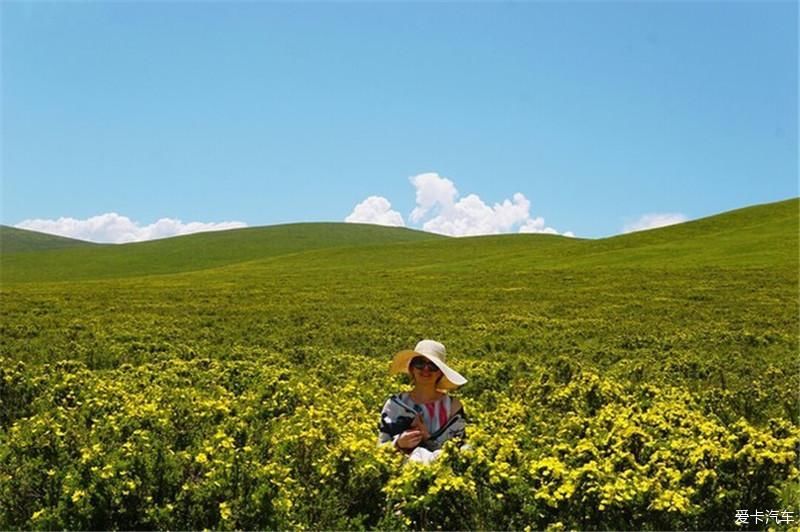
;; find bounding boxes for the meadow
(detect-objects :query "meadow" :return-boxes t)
[0,198,798,530]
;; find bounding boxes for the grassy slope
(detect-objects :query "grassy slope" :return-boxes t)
[0,226,98,254]
[554,196,799,269]
[201,197,799,278]
[0,222,446,283]
[1,198,797,284]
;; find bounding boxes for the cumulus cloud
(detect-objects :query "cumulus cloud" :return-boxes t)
[622,213,688,234]
[408,172,572,237]
[345,172,573,237]
[15,213,247,243]
[345,196,405,227]
[519,217,575,238]
[409,172,459,223]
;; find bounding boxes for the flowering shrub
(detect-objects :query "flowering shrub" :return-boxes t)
[0,351,797,530]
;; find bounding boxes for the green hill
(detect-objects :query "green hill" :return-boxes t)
[556,196,799,269]
[0,225,98,254]
[1,198,797,284]
[188,197,800,278]
[0,222,445,283]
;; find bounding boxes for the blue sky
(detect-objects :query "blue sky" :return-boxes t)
[2,1,797,241]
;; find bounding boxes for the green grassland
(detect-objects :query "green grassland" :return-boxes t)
[0,198,798,530]
[0,222,444,283]
[0,226,98,254]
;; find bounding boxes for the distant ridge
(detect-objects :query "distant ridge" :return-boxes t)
[534,197,799,269]
[0,222,445,283]
[1,198,796,283]
[0,225,98,254]
[225,198,798,275]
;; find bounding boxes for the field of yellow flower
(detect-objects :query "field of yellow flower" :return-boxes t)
[1,348,797,530]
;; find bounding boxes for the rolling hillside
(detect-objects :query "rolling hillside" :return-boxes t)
[0,222,446,283]
[229,197,798,277]
[0,226,98,254]
[1,198,796,284]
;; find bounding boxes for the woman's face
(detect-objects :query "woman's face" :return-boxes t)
[410,356,441,384]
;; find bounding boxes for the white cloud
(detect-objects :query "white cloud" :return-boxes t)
[15,213,247,243]
[623,213,688,234]
[405,172,572,237]
[518,217,557,234]
[344,196,405,227]
[409,172,458,223]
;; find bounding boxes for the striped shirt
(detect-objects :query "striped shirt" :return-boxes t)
[378,392,467,451]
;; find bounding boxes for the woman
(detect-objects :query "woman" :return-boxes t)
[378,339,467,464]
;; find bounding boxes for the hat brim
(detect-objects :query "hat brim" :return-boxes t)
[390,349,467,391]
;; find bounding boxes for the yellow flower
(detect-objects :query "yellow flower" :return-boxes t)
[219,501,232,521]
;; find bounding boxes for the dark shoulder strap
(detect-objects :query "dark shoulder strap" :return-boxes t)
[428,406,465,441]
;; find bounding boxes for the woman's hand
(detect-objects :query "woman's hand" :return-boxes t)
[412,414,429,441]
[395,429,423,450]
[396,415,430,451]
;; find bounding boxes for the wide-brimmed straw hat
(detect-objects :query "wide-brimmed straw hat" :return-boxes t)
[390,339,467,391]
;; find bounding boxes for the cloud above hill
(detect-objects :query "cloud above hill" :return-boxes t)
[344,196,405,227]
[623,213,688,234]
[346,172,574,237]
[409,173,459,223]
[15,213,247,243]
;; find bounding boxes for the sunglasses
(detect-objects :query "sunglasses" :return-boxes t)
[410,357,441,372]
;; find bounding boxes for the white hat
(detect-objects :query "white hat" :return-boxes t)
[390,339,467,391]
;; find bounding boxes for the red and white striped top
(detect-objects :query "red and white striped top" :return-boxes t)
[400,392,452,435]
